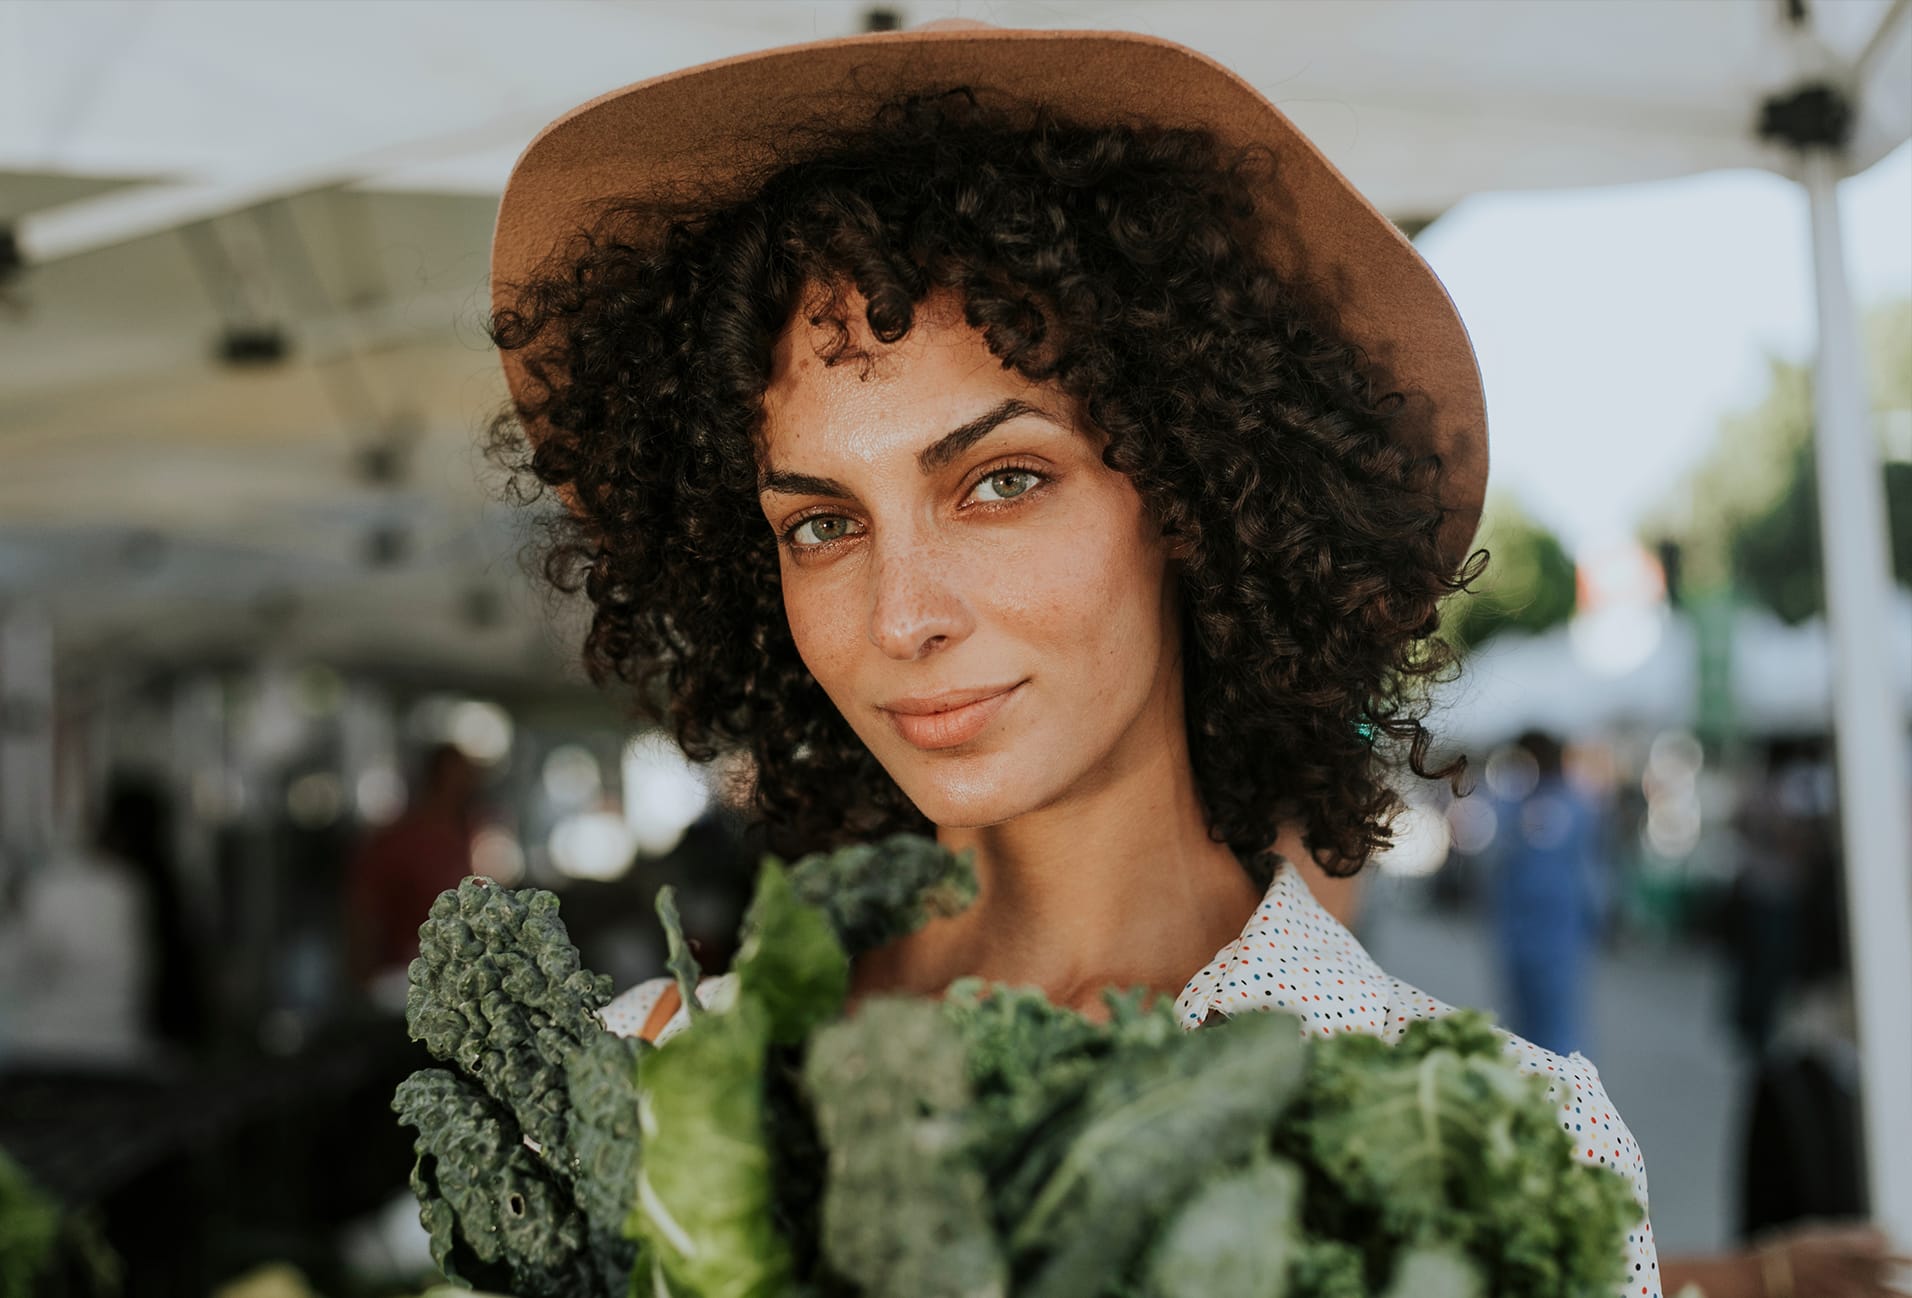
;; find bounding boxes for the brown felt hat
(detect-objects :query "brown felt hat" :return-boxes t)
[491,16,1488,572]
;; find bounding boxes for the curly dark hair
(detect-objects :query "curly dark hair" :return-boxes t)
[486,84,1483,878]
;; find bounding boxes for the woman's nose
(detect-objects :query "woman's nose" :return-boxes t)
[866,541,975,660]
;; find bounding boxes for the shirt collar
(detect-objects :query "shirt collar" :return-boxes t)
[1172,856,1392,1029]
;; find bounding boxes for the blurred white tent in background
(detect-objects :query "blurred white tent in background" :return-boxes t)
[1433,589,1912,746]
[2,0,1908,1237]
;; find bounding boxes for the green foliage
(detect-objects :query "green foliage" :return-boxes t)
[1139,1155,1303,1298]
[782,832,981,958]
[392,1068,599,1297]
[1649,298,1912,622]
[1,1148,63,1298]
[733,857,852,1046]
[1288,1240,1367,1298]
[1442,490,1579,651]
[1728,437,1912,625]
[1278,1013,1638,1298]
[634,994,789,1298]
[657,885,706,1029]
[1380,1248,1484,1298]
[1008,1011,1307,1298]
[397,836,1641,1298]
[405,878,617,1171]
[940,978,1165,1189]
[394,878,639,1298]
[0,1146,118,1298]
[803,998,1006,1298]
[567,1033,649,1237]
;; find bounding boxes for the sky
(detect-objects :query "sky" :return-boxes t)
[1415,140,1912,560]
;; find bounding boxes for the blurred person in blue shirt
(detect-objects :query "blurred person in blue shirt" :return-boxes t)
[1488,728,1607,1059]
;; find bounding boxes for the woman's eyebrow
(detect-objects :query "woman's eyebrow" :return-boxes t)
[758,468,851,499]
[758,397,1063,497]
[914,397,1062,473]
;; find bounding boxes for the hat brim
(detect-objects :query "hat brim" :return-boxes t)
[491,24,1487,572]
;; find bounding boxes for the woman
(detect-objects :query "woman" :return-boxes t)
[487,18,1662,1297]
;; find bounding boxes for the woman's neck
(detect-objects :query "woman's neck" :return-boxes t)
[847,693,1266,1020]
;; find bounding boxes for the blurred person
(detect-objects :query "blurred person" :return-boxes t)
[1722,737,1837,1058]
[1738,969,1866,1240]
[1725,738,1877,1269]
[1488,728,1606,1058]
[343,742,480,994]
[0,768,203,1064]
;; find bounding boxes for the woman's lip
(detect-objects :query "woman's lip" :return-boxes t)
[882,683,1021,750]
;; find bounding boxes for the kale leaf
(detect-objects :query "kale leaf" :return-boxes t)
[783,832,979,958]
[1009,1009,1308,1298]
[405,878,615,1181]
[803,997,1007,1298]
[1278,1012,1639,1298]
[391,1067,603,1297]
[394,878,639,1298]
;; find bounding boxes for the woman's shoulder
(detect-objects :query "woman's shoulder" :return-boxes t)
[598,971,740,1044]
[1239,868,1661,1292]
[1181,865,1657,1235]
[1414,977,1652,1208]
[1475,1017,1660,1295]
[1365,941,1651,1214]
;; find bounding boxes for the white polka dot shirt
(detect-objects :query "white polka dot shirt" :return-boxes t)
[599,857,1662,1297]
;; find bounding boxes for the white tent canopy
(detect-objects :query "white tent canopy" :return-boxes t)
[1433,590,1912,747]
[3,0,1907,230]
[2,0,1908,1242]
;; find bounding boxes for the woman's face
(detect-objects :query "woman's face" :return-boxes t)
[757,284,1186,828]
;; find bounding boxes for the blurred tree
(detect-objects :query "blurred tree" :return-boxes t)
[1442,489,1579,651]
[1646,299,1912,623]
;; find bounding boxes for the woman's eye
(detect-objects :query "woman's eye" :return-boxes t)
[972,469,1039,503]
[790,515,857,547]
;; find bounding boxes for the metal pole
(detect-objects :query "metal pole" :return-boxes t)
[1799,146,1912,1245]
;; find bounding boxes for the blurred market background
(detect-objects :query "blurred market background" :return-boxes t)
[0,2,1908,1295]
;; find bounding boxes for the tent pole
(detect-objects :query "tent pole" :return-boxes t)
[1856,0,1911,83]
[1797,146,1912,1246]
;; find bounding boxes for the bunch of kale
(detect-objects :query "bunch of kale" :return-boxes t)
[393,834,1639,1298]
[392,877,644,1297]
[391,834,978,1297]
